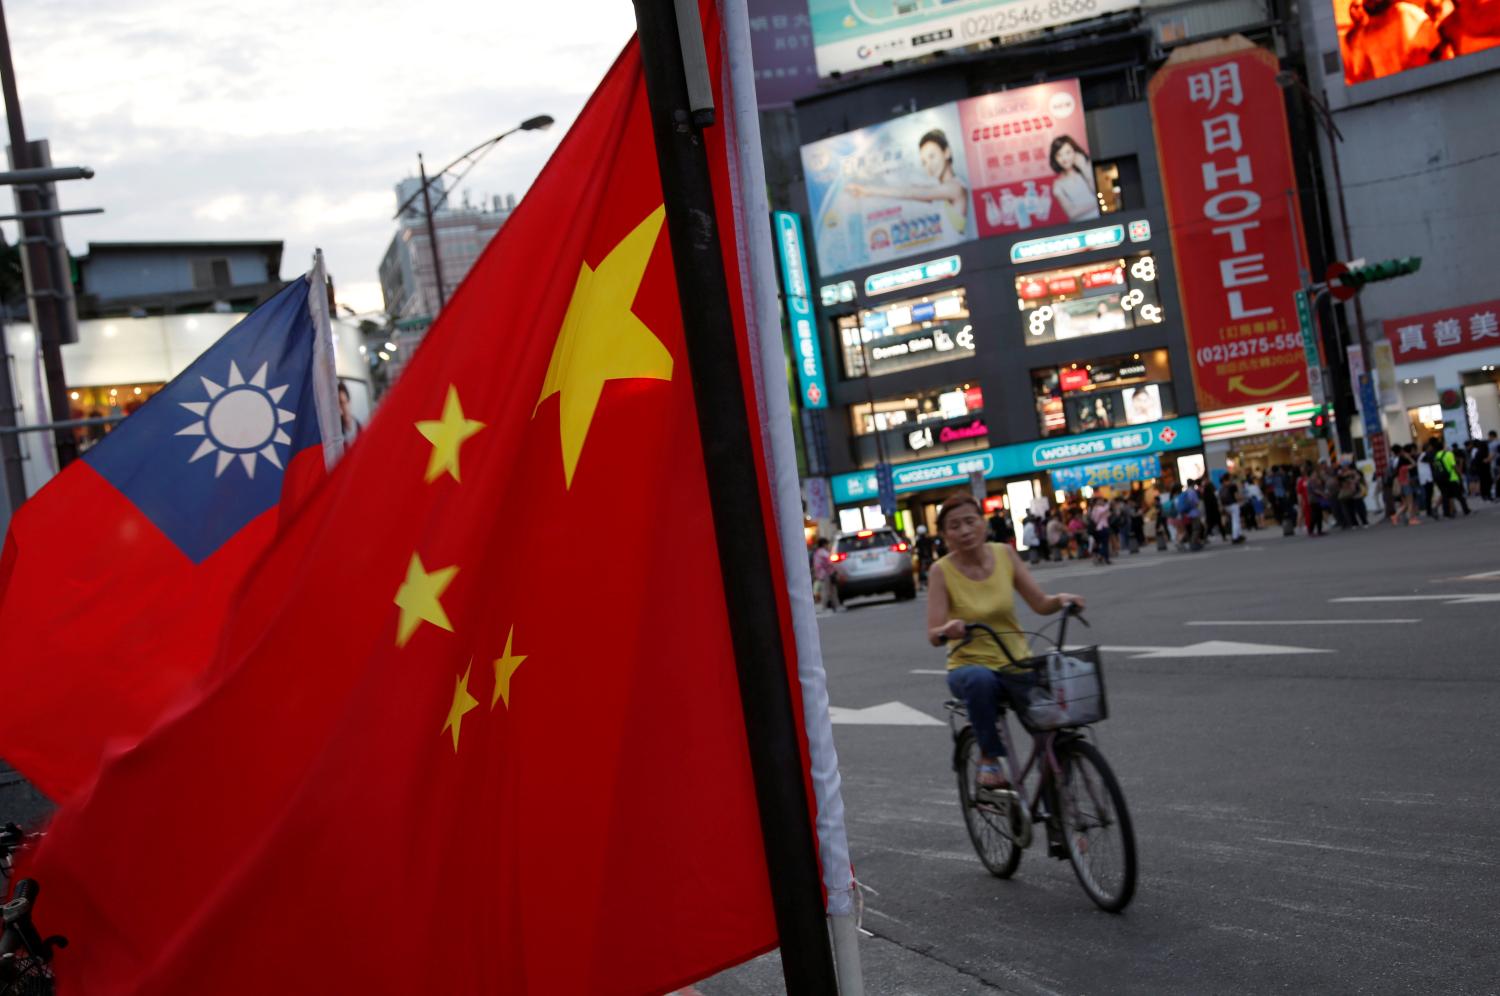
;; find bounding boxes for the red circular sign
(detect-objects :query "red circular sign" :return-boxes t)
[1326,262,1356,303]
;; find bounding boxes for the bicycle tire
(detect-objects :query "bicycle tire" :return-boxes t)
[1054,739,1136,912]
[955,728,1022,878]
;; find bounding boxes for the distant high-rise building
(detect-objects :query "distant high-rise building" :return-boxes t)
[379,180,511,321]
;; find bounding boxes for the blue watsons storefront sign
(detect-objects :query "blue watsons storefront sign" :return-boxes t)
[831,416,1202,505]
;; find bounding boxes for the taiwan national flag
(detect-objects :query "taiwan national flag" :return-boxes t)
[0,263,343,800]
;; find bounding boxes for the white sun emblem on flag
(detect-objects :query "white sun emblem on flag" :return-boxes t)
[176,360,296,478]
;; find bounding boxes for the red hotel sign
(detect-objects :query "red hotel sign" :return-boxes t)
[1150,39,1312,412]
[1383,298,1500,363]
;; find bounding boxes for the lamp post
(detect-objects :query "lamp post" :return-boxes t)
[1276,71,1368,364]
[395,115,554,314]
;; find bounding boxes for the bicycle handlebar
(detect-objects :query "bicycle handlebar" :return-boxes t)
[956,602,1087,663]
[1,879,67,964]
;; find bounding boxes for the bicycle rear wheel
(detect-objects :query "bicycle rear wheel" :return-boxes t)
[955,728,1022,878]
[1055,738,1136,912]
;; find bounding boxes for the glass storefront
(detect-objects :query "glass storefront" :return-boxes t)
[1016,251,1164,346]
[848,382,987,466]
[67,382,165,452]
[837,287,975,378]
[1031,348,1176,438]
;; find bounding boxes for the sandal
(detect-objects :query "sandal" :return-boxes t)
[976,762,1011,791]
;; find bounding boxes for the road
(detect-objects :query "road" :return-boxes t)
[704,507,1500,995]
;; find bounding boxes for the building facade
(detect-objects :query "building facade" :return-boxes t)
[74,241,285,318]
[767,1,1327,539]
[378,185,514,321]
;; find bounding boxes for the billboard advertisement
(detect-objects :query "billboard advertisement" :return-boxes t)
[800,102,975,277]
[807,0,1140,78]
[1335,0,1500,85]
[1382,297,1500,363]
[957,79,1098,237]
[1149,39,1312,413]
[773,211,830,409]
[748,0,821,107]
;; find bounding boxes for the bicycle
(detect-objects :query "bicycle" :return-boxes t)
[943,605,1137,912]
[0,824,64,995]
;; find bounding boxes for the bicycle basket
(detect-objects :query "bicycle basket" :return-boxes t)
[1018,646,1106,731]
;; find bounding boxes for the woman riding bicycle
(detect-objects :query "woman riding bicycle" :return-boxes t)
[926,493,1084,791]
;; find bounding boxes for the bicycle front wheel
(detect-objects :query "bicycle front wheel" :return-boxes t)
[1055,739,1136,912]
[955,728,1022,878]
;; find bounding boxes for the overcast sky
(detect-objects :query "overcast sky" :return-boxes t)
[7,0,639,314]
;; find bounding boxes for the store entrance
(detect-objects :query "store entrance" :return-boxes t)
[1225,432,1321,475]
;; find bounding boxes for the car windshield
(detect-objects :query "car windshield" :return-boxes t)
[837,532,898,552]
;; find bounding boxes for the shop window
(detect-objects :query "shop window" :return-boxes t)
[1031,348,1176,437]
[849,382,987,465]
[191,257,232,290]
[1092,157,1141,215]
[836,287,975,380]
[1017,251,1163,347]
[67,382,165,452]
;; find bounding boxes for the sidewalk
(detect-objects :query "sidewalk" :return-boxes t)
[684,929,1010,996]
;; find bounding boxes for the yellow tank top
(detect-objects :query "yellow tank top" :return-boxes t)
[937,544,1031,671]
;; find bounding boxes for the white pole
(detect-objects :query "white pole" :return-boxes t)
[715,2,863,993]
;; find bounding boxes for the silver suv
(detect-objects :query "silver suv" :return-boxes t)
[832,528,916,602]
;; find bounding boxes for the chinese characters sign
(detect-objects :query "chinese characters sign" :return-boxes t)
[748,0,819,107]
[1050,454,1162,493]
[957,80,1098,237]
[1150,40,1312,412]
[1382,298,1500,363]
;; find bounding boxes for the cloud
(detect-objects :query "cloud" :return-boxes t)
[6,0,637,312]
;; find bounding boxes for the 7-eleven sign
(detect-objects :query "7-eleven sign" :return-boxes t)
[1199,396,1317,442]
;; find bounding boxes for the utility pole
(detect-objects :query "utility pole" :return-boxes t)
[417,153,447,313]
[0,0,79,469]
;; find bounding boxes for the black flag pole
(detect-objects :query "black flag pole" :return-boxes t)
[629,0,840,992]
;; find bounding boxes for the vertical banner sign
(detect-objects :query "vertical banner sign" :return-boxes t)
[1294,289,1327,406]
[1149,37,1313,413]
[956,80,1099,238]
[773,211,829,409]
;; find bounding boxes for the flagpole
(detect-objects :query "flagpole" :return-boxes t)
[715,0,864,989]
[630,0,838,992]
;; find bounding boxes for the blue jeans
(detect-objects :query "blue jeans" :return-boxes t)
[947,665,1036,759]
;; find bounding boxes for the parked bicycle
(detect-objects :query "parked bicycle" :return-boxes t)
[0,824,63,995]
[944,606,1137,912]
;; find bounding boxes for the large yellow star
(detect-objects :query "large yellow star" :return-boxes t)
[416,385,485,483]
[441,661,480,753]
[394,553,458,648]
[491,626,528,710]
[534,205,674,487]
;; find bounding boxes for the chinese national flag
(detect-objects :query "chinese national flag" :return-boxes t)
[26,20,786,995]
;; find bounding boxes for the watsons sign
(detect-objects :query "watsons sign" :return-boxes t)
[1010,224,1125,265]
[831,415,1202,505]
[1032,427,1152,467]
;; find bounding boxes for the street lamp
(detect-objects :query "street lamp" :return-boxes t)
[393,114,554,312]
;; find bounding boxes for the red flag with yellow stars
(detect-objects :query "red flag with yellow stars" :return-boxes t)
[23,23,788,996]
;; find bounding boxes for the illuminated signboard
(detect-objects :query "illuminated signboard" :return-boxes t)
[1198,396,1318,442]
[773,211,829,410]
[1010,224,1125,265]
[863,255,963,297]
[807,0,1141,79]
[831,415,1202,504]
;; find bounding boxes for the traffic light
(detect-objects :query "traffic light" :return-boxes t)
[1309,403,1333,439]
[1336,257,1422,291]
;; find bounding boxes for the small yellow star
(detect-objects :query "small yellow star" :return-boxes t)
[534,205,673,488]
[393,553,458,648]
[416,385,485,483]
[442,661,480,752]
[491,626,529,710]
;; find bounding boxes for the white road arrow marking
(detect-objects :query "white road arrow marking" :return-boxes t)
[828,702,945,726]
[1332,594,1500,605]
[1101,641,1334,658]
[1186,619,1418,626]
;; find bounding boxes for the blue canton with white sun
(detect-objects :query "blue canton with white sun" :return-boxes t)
[86,279,326,563]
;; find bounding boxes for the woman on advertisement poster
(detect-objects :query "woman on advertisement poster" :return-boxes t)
[1048,135,1100,223]
[847,129,970,237]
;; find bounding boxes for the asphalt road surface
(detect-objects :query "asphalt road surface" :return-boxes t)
[705,506,1500,995]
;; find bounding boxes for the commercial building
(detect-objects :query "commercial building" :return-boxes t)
[763,1,1331,540]
[1298,0,1500,451]
[74,241,285,318]
[378,183,515,322]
